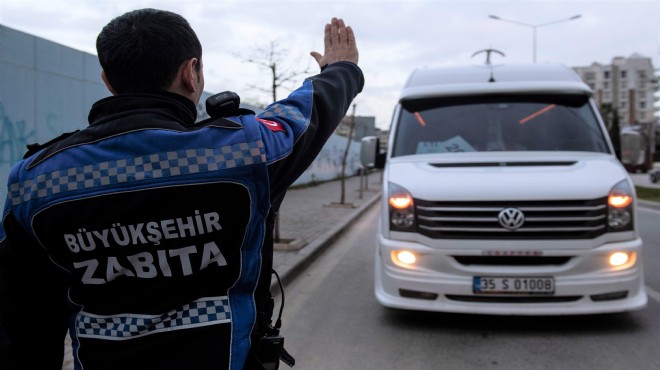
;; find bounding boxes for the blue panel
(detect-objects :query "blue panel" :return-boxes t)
[0,26,35,68]
[36,70,88,141]
[0,61,37,202]
[36,37,84,79]
[83,53,102,82]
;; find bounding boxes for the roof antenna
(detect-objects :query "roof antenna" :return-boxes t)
[472,48,505,65]
[471,48,505,82]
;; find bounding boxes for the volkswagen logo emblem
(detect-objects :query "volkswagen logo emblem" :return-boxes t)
[498,208,525,230]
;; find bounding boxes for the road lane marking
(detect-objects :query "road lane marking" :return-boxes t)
[638,204,660,215]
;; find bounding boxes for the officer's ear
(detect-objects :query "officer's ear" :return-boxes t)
[170,58,203,104]
[101,70,118,96]
[179,57,202,94]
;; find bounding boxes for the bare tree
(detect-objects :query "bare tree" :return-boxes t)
[241,39,312,243]
[243,39,312,104]
[600,103,621,160]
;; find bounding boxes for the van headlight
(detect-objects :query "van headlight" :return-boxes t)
[607,180,634,231]
[388,182,415,231]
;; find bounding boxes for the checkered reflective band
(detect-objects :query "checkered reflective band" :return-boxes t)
[76,296,231,340]
[10,140,265,206]
[260,103,306,124]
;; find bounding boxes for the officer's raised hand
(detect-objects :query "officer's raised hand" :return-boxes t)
[310,17,359,68]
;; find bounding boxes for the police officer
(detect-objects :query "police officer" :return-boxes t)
[0,9,362,370]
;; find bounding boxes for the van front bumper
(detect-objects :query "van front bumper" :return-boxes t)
[374,235,647,315]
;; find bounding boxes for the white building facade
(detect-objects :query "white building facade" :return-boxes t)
[573,53,659,126]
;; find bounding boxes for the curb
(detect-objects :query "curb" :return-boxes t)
[271,191,381,292]
[638,199,660,211]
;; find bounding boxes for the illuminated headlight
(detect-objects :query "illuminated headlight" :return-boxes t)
[388,182,415,231]
[391,250,417,268]
[607,180,634,231]
[608,251,636,270]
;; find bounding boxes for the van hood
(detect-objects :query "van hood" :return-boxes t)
[386,152,630,201]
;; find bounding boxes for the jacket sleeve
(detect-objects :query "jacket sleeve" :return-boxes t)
[259,61,364,208]
[0,211,70,369]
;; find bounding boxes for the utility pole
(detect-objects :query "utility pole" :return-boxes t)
[339,103,356,205]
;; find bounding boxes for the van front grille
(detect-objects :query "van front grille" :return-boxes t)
[452,256,572,266]
[415,198,608,240]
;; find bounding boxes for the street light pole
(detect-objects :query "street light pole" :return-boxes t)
[488,14,581,63]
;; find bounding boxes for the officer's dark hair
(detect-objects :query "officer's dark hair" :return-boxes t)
[96,8,202,93]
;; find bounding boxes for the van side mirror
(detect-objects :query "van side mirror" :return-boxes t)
[361,136,386,169]
[375,148,386,169]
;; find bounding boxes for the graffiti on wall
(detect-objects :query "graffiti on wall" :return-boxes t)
[293,134,361,186]
[0,103,35,166]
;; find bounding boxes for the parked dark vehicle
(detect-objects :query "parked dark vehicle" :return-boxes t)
[650,165,660,183]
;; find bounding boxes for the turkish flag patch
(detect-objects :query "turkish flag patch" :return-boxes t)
[257,118,285,132]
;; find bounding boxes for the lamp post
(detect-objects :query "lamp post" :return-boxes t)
[488,14,581,63]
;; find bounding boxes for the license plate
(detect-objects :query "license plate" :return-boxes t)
[473,276,555,295]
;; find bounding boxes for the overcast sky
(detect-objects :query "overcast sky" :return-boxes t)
[1,0,659,129]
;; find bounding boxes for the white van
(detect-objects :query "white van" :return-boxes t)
[366,63,647,315]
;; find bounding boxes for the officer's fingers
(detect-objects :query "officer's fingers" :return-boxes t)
[337,18,348,43]
[310,51,323,65]
[330,17,340,45]
[323,23,332,53]
[346,26,356,47]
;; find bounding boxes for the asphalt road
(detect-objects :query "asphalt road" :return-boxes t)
[277,203,660,370]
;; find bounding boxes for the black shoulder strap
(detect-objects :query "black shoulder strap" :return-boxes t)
[23,130,80,159]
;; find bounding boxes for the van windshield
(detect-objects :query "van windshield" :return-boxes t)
[392,95,610,157]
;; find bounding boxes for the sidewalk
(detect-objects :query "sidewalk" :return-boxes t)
[272,171,382,289]
[62,171,381,370]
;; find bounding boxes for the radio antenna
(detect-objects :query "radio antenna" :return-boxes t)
[471,48,505,65]
[472,48,505,82]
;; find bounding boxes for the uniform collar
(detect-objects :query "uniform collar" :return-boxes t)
[88,91,198,127]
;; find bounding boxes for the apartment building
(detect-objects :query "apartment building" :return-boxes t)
[573,54,660,166]
[573,53,659,126]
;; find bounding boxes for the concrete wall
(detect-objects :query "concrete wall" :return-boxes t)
[292,133,361,186]
[0,25,110,205]
[0,24,360,208]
